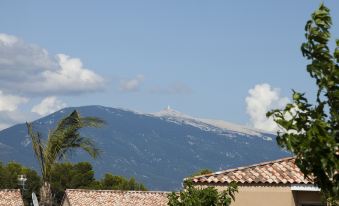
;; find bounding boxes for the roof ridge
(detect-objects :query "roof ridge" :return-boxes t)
[0,189,21,192]
[189,156,313,185]
[190,156,295,179]
[63,189,169,206]
[65,189,171,193]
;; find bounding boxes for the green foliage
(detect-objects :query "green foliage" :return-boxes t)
[50,162,96,205]
[26,110,104,205]
[190,169,213,177]
[168,180,237,206]
[99,173,147,191]
[49,162,147,205]
[0,161,41,206]
[26,110,104,181]
[0,161,147,206]
[267,3,338,204]
[0,162,147,205]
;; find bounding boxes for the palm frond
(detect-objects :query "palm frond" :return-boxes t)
[43,110,103,178]
[57,136,101,160]
[55,110,81,130]
[26,122,46,178]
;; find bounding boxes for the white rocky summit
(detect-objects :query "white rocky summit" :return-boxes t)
[152,106,272,139]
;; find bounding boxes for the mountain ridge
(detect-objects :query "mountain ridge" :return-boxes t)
[0,105,290,190]
[151,106,273,138]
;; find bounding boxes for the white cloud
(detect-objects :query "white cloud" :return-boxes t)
[150,82,192,95]
[119,75,144,92]
[246,83,289,132]
[0,110,34,130]
[31,96,66,116]
[0,90,32,130]
[0,33,104,130]
[0,90,28,112]
[0,33,19,46]
[0,33,104,95]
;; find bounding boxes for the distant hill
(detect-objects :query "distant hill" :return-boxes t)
[0,105,290,190]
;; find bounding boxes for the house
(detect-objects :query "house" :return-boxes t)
[0,189,24,206]
[61,189,169,206]
[190,157,324,206]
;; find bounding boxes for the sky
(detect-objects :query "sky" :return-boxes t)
[0,1,338,131]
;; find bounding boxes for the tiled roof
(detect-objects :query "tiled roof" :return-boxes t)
[63,189,169,206]
[0,189,24,206]
[191,157,314,185]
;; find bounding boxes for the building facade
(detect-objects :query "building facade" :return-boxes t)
[191,157,324,206]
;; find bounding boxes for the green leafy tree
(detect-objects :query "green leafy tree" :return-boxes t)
[168,180,237,206]
[26,110,104,206]
[267,3,338,204]
[50,162,96,205]
[99,173,147,191]
[0,161,41,206]
[49,162,147,205]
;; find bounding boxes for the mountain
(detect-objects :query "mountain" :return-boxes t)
[0,105,290,190]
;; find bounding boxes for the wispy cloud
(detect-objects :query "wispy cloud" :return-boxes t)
[150,82,192,95]
[0,90,30,130]
[0,110,35,130]
[0,90,28,112]
[31,96,66,116]
[245,83,289,132]
[119,75,145,92]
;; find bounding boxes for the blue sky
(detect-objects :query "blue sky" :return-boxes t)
[0,1,338,131]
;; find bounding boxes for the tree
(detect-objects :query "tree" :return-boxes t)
[99,173,147,191]
[267,3,338,204]
[26,110,104,206]
[0,160,148,205]
[168,180,237,206]
[0,161,41,206]
[50,162,96,205]
[50,162,147,205]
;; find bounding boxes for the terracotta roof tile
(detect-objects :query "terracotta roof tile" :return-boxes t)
[62,189,169,206]
[0,189,24,206]
[191,157,313,185]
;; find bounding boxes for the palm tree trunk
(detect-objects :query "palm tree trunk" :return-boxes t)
[40,181,53,206]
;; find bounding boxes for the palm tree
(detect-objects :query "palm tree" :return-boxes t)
[26,110,104,206]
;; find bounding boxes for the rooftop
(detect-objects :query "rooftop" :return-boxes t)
[0,189,24,206]
[62,189,169,206]
[191,157,314,185]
